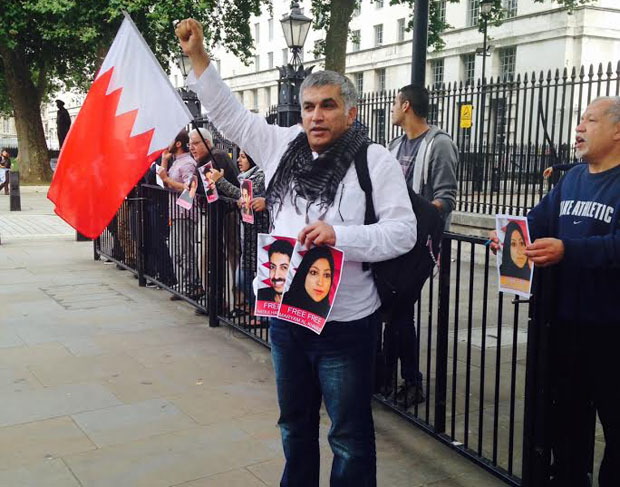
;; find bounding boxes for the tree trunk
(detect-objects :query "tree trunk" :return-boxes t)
[324,0,356,74]
[0,46,51,183]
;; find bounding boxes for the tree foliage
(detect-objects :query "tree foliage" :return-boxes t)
[0,0,267,114]
[0,0,269,181]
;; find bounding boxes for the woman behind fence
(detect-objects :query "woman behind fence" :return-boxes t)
[211,150,267,311]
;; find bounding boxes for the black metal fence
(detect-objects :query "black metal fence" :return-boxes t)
[94,185,559,486]
[270,61,620,216]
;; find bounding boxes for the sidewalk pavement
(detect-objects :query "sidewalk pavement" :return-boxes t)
[0,188,503,486]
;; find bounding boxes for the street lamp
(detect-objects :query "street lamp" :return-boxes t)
[177,52,192,78]
[475,0,494,192]
[277,2,313,127]
[176,52,201,120]
[280,2,312,67]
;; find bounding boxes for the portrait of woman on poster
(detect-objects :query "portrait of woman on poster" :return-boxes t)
[500,221,531,280]
[281,246,335,319]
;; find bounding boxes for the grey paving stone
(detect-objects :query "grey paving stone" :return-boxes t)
[0,417,96,470]
[0,458,81,487]
[29,351,149,387]
[64,423,280,487]
[170,468,267,487]
[0,383,121,427]
[71,398,197,447]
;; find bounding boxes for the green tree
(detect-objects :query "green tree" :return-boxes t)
[0,0,266,183]
[313,0,594,75]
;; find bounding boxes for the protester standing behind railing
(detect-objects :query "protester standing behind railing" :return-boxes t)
[187,127,239,306]
[159,130,204,300]
[211,150,268,309]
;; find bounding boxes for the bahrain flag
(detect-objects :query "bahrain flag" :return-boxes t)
[48,14,193,238]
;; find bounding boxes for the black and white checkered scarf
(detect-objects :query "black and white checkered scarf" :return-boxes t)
[266,125,368,221]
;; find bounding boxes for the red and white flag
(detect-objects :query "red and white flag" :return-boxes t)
[48,14,193,238]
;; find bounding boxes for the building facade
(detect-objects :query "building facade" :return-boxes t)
[212,0,620,115]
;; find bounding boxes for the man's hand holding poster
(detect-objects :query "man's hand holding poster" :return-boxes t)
[198,162,218,203]
[175,176,197,210]
[254,234,297,317]
[495,214,534,297]
[278,243,344,335]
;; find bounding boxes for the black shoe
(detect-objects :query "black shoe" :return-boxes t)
[169,294,182,301]
[394,382,425,407]
[194,308,208,316]
[188,291,206,301]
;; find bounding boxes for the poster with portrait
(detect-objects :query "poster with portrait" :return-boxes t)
[277,243,345,335]
[154,164,165,188]
[240,179,254,224]
[495,214,534,298]
[254,234,297,317]
[197,162,219,203]
[0,168,7,184]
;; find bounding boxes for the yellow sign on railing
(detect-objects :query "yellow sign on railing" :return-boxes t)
[460,104,473,129]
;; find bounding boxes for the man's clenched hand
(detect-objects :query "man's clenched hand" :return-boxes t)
[175,19,209,77]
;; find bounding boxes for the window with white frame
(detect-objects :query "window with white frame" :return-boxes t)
[374,24,383,47]
[268,18,274,40]
[467,0,479,27]
[254,23,260,43]
[375,68,386,92]
[375,0,384,8]
[268,52,274,69]
[462,53,476,85]
[503,0,518,18]
[499,46,516,80]
[398,18,406,42]
[431,58,444,86]
[351,30,361,52]
[354,72,364,94]
[254,55,260,72]
[438,0,447,23]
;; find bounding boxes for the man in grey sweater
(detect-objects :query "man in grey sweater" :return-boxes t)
[388,84,458,228]
[383,84,458,407]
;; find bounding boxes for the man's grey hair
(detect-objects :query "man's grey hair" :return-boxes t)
[592,96,620,123]
[299,70,358,112]
[189,127,213,147]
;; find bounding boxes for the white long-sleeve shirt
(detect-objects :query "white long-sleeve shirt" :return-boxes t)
[188,63,417,322]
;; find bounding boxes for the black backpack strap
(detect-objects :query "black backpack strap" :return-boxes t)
[353,143,375,271]
[353,142,376,225]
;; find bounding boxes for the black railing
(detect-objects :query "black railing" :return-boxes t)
[95,187,573,486]
[268,61,620,216]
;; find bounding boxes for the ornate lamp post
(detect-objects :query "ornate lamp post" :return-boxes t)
[278,2,313,127]
[177,52,202,120]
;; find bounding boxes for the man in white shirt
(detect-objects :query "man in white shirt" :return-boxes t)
[176,19,416,487]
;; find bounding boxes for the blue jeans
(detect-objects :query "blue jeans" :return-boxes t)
[270,311,379,487]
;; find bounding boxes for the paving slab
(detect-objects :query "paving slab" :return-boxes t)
[0,383,122,428]
[71,398,197,448]
[0,459,81,487]
[171,468,268,487]
[0,417,96,470]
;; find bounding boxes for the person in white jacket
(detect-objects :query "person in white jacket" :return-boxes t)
[176,19,416,487]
